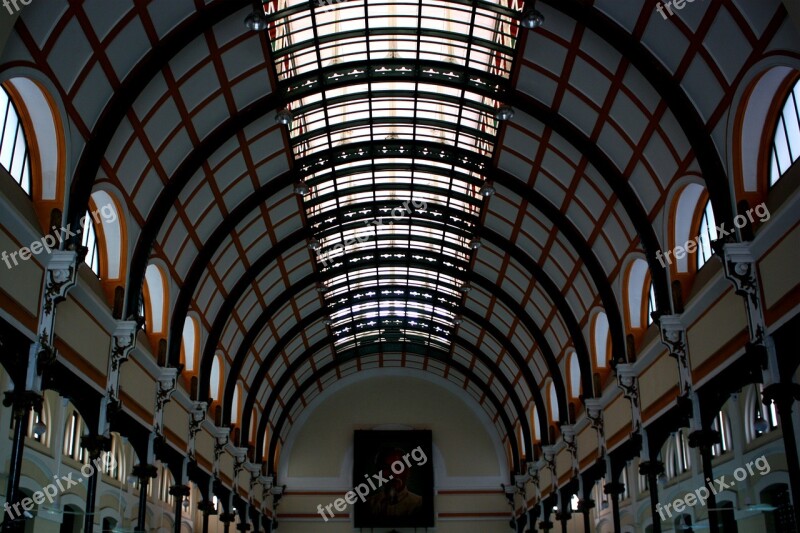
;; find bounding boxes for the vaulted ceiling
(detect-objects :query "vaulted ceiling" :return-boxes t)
[2,0,793,474]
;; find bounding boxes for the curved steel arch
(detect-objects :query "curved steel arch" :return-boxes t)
[66,0,252,237]
[231,292,550,442]
[221,261,563,433]
[539,0,734,227]
[205,239,575,426]
[253,334,539,472]
[234,294,552,444]
[256,341,526,475]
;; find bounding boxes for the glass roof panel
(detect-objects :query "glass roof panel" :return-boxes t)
[263,0,518,353]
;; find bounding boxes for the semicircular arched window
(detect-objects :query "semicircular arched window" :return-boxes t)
[0,86,31,194]
[769,79,800,187]
[81,211,100,275]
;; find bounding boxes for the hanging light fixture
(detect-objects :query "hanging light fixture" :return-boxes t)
[307,237,321,251]
[32,418,47,438]
[182,496,190,511]
[520,8,545,29]
[459,283,472,294]
[469,238,482,250]
[244,11,268,31]
[495,105,515,121]
[754,413,769,434]
[294,180,310,195]
[275,108,293,126]
[479,181,496,197]
[315,282,328,293]
[323,317,334,326]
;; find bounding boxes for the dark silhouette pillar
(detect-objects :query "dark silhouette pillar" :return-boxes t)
[763,383,800,528]
[639,459,665,533]
[688,429,720,533]
[1,390,41,533]
[197,498,217,533]
[132,463,158,532]
[604,481,624,533]
[81,434,111,533]
[169,485,190,533]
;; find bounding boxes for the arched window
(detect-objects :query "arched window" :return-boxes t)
[81,210,100,275]
[181,317,199,373]
[63,410,87,462]
[769,79,800,186]
[0,85,31,194]
[144,264,167,335]
[711,411,731,456]
[231,383,242,424]
[647,283,656,326]
[518,424,526,460]
[251,407,258,443]
[696,200,717,270]
[210,354,223,401]
[568,352,581,399]
[592,312,610,369]
[666,429,691,478]
[531,405,540,443]
[101,433,124,481]
[548,382,559,423]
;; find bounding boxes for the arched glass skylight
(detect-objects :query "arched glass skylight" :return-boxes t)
[0,86,31,194]
[769,79,800,186]
[263,0,519,352]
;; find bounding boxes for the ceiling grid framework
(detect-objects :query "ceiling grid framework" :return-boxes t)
[1,0,793,479]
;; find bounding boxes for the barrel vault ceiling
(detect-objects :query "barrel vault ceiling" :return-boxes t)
[1,0,793,472]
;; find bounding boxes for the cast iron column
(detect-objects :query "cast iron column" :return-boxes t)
[1,391,41,533]
[132,464,157,532]
[639,460,664,533]
[764,383,800,528]
[81,434,111,533]
[604,481,624,533]
[689,429,720,533]
[169,485,190,533]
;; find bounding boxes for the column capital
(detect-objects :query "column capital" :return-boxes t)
[197,499,218,515]
[638,460,665,477]
[603,481,625,496]
[688,429,720,451]
[168,484,191,497]
[81,434,111,459]
[577,498,595,513]
[538,520,553,530]
[219,512,236,523]
[132,463,158,480]
[2,390,43,418]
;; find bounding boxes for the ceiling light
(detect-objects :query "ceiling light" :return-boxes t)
[453,316,462,326]
[495,105,515,121]
[460,283,472,294]
[294,180,309,195]
[315,282,328,293]
[479,182,496,197]
[244,11,268,31]
[521,9,545,29]
[275,108,293,126]
[324,317,334,326]
[307,238,320,251]
[469,238,482,250]
[182,497,190,512]
[754,415,769,434]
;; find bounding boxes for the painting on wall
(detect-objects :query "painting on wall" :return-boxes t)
[353,429,435,528]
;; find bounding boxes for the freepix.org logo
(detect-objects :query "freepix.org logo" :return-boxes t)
[4,454,117,521]
[2,0,31,15]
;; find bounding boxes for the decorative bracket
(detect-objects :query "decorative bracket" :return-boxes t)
[615,364,641,434]
[560,425,578,475]
[105,320,138,410]
[27,251,79,391]
[658,314,692,395]
[583,398,605,454]
[153,367,179,437]
[212,426,231,477]
[188,401,208,461]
